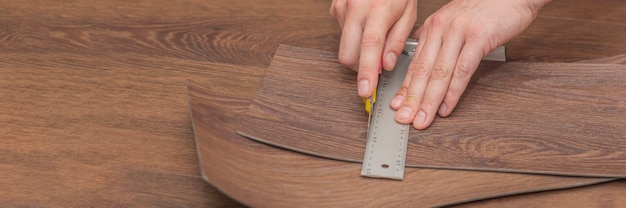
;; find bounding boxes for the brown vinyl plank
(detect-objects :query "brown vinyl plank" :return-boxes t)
[2,0,625,206]
[579,54,626,64]
[0,52,255,206]
[189,79,610,207]
[238,45,626,177]
[507,16,626,62]
[0,0,338,68]
[455,53,625,207]
[540,0,626,23]
[453,179,626,208]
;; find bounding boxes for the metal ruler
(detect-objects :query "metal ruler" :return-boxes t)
[360,39,506,180]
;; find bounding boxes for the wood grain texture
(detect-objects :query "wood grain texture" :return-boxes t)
[0,0,333,206]
[0,0,338,68]
[454,179,626,208]
[1,0,625,206]
[239,45,626,177]
[506,16,626,63]
[0,52,255,206]
[189,80,612,208]
[540,0,626,23]
[453,53,626,207]
[579,54,626,65]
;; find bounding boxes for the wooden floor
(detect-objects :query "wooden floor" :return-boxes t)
[1,0,624,207]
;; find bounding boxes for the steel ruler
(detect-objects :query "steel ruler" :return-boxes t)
[360,39,506,180]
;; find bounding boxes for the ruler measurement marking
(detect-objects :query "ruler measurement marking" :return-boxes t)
[360,41,414,180]
[360,40,506,180]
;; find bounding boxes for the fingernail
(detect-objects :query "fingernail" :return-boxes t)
[438,103,447,115]
[415,111,426,124]
[391,95,404,108]
[385,52,397,69]
[397,107,412,119]
[358,79,369,97]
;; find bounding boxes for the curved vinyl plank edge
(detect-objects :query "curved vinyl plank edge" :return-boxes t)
[188,80,612,207]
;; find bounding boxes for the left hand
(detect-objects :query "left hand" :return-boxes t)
[391,0,551,129]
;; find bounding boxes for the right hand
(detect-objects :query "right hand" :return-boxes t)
[330,0,418,98]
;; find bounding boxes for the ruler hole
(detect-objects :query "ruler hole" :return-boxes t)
[381,164,389,169]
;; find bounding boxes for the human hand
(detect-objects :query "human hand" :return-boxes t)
[391,0,551,130]
[330,0,417,98]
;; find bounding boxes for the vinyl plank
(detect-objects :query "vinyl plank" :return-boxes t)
[453,179,626,208]
[579,54,626,65]
[238,45,626,177]
[540,0,626,23]
[189,80,610,207]
[3,0,624,70]
[454,52,626,207]
[507,16,626,62]
[2,0,624,206]
[0,53,259,206]
[0,0,338,67]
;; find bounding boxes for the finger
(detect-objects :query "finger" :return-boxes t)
[395,29,443,124]
[391,23,426,110]
[330,0,347,29]
[391,86,408,109]
[356,13,394,98]
[390,23,427,110]
[330,0,338,17]
[390,68,414,109]
[412,36,463,129]
[382,2,417,71]
[438,41,484,117]
[338,13,363,71]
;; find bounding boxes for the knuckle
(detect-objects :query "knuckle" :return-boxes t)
[431,64,450,80]
[394,87,407,97]
[465,26,487,40]
[430,15,444,27]
[345,0,359,11]
[426,13,449,30]
[345,0,356,5]
[361,34,383,48]
[358,66,378,75]
[403,95,421,107]
[454,63,472,78]
[330,2,343,17]
[338,52,357,68]
[409,62,431,77]
[485,40,501,54]
[449,17,466,29]
[446,87,464,100]
[390,37,406,48]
